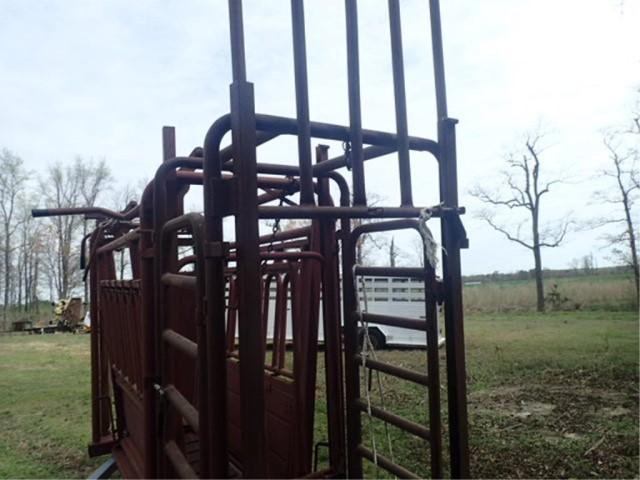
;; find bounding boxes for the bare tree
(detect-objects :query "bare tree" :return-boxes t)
[470,132,570,312]
[387,236,409,268]
[410,237,425,268]
[16,196,45,312]
[40,158,112,300]
[79,158,112,300]
[352,193,388,265]
[110,182,140,280]
[388,237,398,267]
[592,132,639,305]
[0,149,28,322]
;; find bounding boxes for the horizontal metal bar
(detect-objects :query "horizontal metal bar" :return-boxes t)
[259,206,429,219]
[258,238,308,252]
[264,365,294,379]
[355,444,420,479]
[32,206,128,220]
[161,273,196,290]
[355,266,425,278]
[228,226,311,250]
[261,251,323,262]
[161,212,203,236]
[96,230,140,255]
[302,467,334,479]
[164,440,197,479]
[355,355,429,386]
[87,455,118,479]
[227,246,313,264]
[254,114,438,155]
[163,329,197,358]
[176,169,299,194]
[174,169,204,185]
[354,399,430,440]
[312,145,395,174]
[360,312,426,332]
[164,385,199,432]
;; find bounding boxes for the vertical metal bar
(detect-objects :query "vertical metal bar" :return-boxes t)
[290,0,315,205]
[344,0,366,205]
[316,145,346,475]
[140,195,157,478]
[429,0,448,120]
[162,126,176,162]
[227,0,267,465]
[342,229,362,478]
[424,265,442,478]
[99,256,115,438]
[388,0,413,206]
[438,118,469,478]
[228,0,247,83]
[89,233,101,445]
[152,172,168,478]
[203,117,231,478]
[291,225,322,475]
[271,275,286,369]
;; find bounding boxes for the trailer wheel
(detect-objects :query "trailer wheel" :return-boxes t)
[358,327,386,351]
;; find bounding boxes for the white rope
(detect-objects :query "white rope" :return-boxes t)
[357,274,396,478]
[356,273,378,474]
[418,206,445,269]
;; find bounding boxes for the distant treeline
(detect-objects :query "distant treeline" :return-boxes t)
[464,265,631,283]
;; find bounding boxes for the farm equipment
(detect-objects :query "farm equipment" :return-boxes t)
[53,297,86,332]
[19,297,86,334]
[32,1,469,478]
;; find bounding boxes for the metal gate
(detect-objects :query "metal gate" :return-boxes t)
[32,0,470,478]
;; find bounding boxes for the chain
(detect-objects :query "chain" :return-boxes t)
[265,197,285,255]
[342,140,352,171]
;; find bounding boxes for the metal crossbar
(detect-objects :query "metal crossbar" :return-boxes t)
[31,0,469,478]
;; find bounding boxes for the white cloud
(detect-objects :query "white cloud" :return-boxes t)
[0,0,638,275]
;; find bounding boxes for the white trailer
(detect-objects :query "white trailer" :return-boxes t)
[257,276,444,349]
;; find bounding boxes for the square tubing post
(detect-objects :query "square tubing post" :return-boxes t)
[316,145,346,474]
[228,1,266,476]
[140,190,157,478]
[438,118,470,478]
[429,1,470,474]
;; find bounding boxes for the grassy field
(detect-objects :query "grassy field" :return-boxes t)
[463,274,637,312]
[1,310,638,478]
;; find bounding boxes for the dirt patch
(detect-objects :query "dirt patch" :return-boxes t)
[469,369,639,479]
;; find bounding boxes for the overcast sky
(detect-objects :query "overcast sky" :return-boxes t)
[1,0,638,275]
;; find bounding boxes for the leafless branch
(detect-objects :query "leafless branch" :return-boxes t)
[480,212,533,250]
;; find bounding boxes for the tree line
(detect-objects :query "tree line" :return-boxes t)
[0,101,637,328]
[0,153,114,330]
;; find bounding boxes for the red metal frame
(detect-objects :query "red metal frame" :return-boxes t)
[32,0,470,478]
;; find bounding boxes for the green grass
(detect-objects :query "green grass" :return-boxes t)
[0,334,102,478]
[1,311,638,478]
[314,311,639,478]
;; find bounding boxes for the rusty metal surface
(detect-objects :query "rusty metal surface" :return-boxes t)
[32,0,469,478]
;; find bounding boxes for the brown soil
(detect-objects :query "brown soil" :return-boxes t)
[468,370,639,479]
